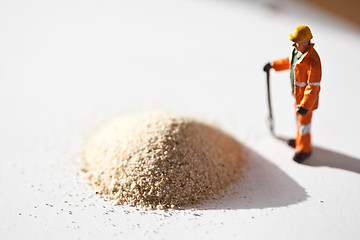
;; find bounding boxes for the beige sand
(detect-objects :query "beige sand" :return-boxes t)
[82,112,243,209]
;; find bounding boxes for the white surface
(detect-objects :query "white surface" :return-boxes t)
[1,0,360,239]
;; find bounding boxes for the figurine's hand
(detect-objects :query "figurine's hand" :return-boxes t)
[263,62,272,72]
[296,106,309,116]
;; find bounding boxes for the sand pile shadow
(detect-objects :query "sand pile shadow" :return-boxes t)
[202,146,308,210]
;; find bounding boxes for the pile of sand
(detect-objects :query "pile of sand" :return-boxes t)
[82,112,243,209]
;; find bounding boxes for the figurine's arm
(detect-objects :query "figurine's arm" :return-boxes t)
[270,57,290,71]
[300,60,321,110]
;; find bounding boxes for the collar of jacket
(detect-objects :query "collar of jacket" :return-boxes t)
[296,43,315,65]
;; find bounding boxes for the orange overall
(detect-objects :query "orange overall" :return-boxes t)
[270,43,321,153]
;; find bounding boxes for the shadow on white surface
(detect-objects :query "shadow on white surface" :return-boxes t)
[274,135,360,174]
[203,146,308,210]
[302,147,360,174]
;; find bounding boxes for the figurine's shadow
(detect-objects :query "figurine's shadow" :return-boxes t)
[274,135,360,174]
[303,147,360,174]
[194,138,360,210]
[202,146,309,210]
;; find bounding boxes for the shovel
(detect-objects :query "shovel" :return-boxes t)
[265,69,274,135]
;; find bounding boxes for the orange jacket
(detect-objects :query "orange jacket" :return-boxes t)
[270,44,321,111]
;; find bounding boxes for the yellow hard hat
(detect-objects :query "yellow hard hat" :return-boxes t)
[289,26,313,42]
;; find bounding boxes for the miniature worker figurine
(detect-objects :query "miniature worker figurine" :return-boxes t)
[263,26,322,163]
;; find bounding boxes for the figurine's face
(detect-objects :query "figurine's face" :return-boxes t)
[293,40,309,53]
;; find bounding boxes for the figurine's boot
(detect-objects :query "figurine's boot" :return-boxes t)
[287,139,296,148]
[293,109,313,163]
[293,152,312,163]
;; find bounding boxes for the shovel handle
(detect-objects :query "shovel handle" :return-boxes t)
[266,70,274,134]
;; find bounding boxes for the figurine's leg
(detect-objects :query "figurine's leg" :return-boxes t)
[295,110,313,153]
